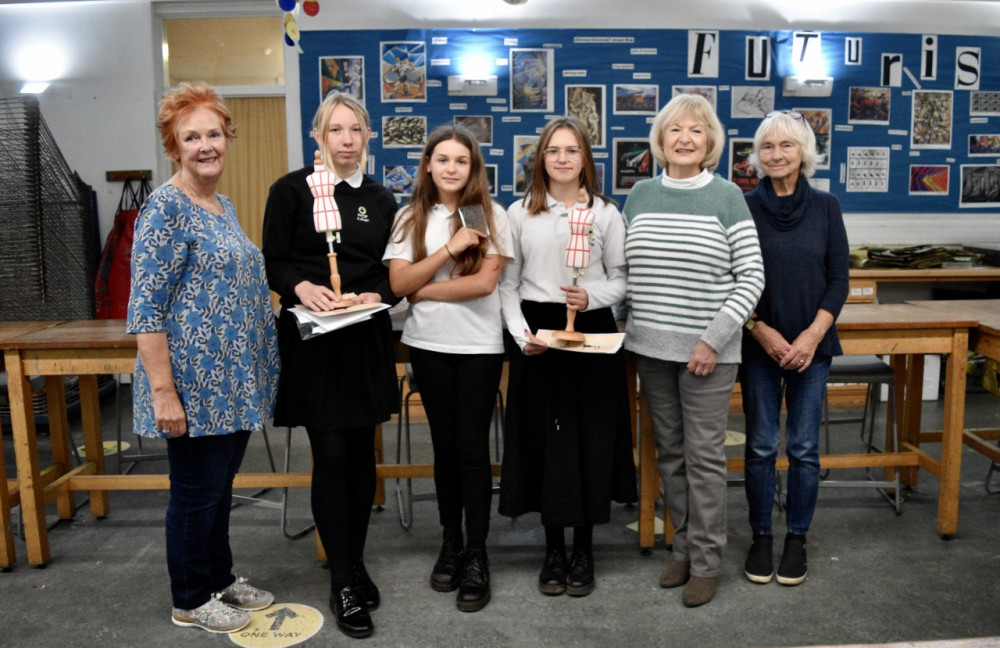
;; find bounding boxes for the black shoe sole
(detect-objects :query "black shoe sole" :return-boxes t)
[335,622,374,639]
[456,590,491,612]
[430,575,460,592]
[566,582,595,597]
[538,581,566,596]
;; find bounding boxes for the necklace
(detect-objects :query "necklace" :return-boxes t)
[176,175,222,215]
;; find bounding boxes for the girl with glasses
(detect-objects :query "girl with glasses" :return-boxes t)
[498,116,637,598]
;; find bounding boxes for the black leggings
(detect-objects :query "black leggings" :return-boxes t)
[306,426,376,592]
[409,347,503,548]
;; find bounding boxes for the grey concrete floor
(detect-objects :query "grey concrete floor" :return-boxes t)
[2,387,1000,648]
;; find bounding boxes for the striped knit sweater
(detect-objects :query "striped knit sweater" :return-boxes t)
[623,170,764,364]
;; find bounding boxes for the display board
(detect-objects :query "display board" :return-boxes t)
[298,28,1000,212]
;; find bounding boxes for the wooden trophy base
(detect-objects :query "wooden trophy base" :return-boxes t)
[550,330,585,345]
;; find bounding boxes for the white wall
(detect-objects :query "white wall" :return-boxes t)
[2,0,1000,244]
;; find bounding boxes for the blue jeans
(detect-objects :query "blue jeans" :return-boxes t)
[740,354,831,536]
[165,430,250,609]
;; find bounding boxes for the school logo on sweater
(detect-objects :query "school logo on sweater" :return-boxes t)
[356,206,370,223]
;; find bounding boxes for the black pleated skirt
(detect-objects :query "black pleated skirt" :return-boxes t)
[273,307,399,431]
[498,301,637,526]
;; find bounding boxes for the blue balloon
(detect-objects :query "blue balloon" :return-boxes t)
[277,0,296,10]
[284,32,294,47]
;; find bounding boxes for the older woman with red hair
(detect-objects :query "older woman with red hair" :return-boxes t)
[128,82,279,634]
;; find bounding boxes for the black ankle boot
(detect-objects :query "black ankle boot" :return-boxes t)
[538,548,568,595]
[456,547,491,612]
[330,585,373,638]
[430,539,464,592]
[351,560,380,610]
[566,550,595,597]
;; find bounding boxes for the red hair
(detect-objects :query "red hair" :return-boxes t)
[157,82,236,160]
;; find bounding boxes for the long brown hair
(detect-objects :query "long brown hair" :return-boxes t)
[391,125,501,277]
[522,116,615,215]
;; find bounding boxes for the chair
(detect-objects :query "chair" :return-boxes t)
[394,363,504,529]
[820,355,902,513]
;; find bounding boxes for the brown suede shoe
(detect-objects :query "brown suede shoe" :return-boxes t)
[658,559,690,588]
[682,576,717,607]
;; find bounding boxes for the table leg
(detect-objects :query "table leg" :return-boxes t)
[897,354,924,486]
[0,416,15,569]
[638,393,658,551]
[937,331,969,537]
[43,376,76,520]
[77,375,109,518]
[5,349,50,565]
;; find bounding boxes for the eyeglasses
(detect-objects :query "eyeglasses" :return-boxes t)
[542,146,583,159]
[764,110,803,120]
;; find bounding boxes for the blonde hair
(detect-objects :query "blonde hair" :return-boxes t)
[648,93,725,172]
[311,91,371,172]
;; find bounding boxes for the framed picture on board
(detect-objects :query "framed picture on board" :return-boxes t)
[454,115,493,146]
[513,135,540,195]
[795,108,832,170]
[960,164,1000,207]
[613,84,658,115]
[320,56,364,103]
[565,85,606,148]
[381,115,427,148]
[612,138,655,193]
[909,165,950,196]
[380,41,426,102]
[510,49,554,112]
[729,138,759,192]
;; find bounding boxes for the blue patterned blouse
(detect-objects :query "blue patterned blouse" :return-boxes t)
[127,183,279,439]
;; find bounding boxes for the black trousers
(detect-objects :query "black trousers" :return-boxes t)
[306,426,376,591]
[408,346,504,547]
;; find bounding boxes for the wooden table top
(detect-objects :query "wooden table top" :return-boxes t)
[0,319,135,350]
[837,302,980,330]
[905,299,1000,336]
[0,321,62,343]
[851,267,1000,282]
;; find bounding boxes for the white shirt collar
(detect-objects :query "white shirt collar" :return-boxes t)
[545,190,590,212]
[332,166,364,189]
[660,168,713,190]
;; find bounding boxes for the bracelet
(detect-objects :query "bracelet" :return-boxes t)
[444,244,458,261]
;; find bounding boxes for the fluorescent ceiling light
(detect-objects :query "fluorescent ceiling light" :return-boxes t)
[20,82,50,94]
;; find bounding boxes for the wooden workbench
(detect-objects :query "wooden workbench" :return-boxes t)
[635,303,977,549]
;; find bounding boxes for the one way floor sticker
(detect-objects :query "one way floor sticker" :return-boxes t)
[229,603,323,648]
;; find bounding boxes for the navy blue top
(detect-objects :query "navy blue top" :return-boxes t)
[742,176,850,359]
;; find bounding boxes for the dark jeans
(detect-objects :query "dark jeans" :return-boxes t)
[408,347,503,547]
[740,354,831,536]
[306,426,376,592]
[165,430,250,609]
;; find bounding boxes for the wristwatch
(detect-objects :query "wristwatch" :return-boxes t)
[744,316,759,332]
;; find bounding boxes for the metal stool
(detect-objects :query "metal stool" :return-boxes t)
[394,363,504,529]
[820,355,902,513]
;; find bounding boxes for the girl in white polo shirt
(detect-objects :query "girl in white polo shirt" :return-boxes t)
[384,124,511,613]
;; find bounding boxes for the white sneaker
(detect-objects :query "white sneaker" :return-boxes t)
[217,576,275,611]
[172,596,250,633]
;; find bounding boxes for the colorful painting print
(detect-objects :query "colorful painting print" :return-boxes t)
[960,164,1000,208]
[485,164,497,196]
[380,41,426,102]
[510,49,554,112]
[565,85,606,148]
[796,108,832,169]
[613,84,658,115]
[911,90,953,149]
[909,165,949,195]
[513,135,540,195]
[454,115,493,146]
[969,134,1000,157]
[672,85,717,111]
[729,138,759,193]
[381,115,427,148]
[320,56,364,102]
[594,162,605,194]
[848,86,891,124]
[613,138,655,193]
[731,86,774,119]
[383,164,418,196]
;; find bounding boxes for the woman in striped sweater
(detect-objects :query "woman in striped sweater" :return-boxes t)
[623,93,764,607]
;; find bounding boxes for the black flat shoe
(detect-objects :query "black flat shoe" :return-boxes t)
[566,550,595,597]
[430,539,464,592]
[456,547,491,612]
[330,585,373,639]
[351,560,380,610]
[538,548,568,596]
